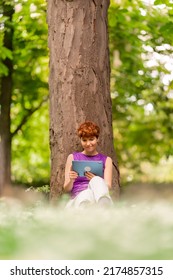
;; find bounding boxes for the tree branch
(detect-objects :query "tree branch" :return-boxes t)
[11,96,49,138]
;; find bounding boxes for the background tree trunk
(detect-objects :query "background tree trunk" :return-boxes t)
[47,0,120,201]
[0,3,14,195]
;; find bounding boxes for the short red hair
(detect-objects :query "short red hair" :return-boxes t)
[77,121,100,138]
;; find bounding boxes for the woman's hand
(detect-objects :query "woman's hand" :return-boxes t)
[69,170,78,181]
[85,171,96,181]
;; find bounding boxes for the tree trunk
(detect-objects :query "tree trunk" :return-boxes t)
[47,0,120,201]
[0,3,14,195]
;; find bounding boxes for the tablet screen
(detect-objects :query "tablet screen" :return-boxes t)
[72,160,103,177]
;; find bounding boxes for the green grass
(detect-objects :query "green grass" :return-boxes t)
[0,198,173,260]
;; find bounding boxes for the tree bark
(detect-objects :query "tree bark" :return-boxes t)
[0,3,14,195]
[47,0,120,201]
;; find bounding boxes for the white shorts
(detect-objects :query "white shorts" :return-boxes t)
[66,176,112,209]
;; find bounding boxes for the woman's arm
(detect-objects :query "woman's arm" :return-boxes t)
[104,156,113,189]
[85,157,113,187]
[63,154,78,193]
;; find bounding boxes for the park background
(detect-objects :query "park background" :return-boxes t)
[0,0,173,260]
[1,0,173,194]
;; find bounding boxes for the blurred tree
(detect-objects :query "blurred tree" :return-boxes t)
[0,0,49,193]
[0,1,14,194]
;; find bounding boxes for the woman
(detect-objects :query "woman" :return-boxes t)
[63,121,113,208]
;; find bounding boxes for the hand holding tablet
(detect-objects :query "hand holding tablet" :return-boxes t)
[72,160,103,177]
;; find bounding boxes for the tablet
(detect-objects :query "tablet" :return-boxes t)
[72,160,103,177]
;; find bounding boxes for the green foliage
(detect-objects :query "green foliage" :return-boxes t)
[1,0,173,186]
[12,103,50,184]
[36,184,50,194]
[0,0,49,185]
[109,0,173,183]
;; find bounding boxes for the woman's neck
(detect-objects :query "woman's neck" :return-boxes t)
[82,151,98,156]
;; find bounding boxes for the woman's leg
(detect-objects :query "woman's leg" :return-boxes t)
[88,176,113,206]
[65,188,94,209]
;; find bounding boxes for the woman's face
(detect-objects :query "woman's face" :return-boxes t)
[80,136,98,155]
